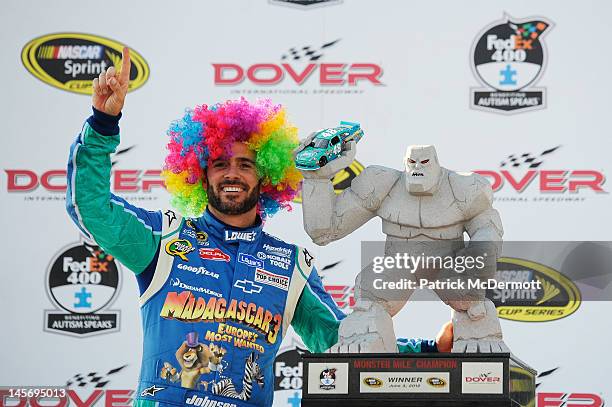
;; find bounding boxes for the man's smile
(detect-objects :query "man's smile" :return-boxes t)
[218,181,249,195]
[222,185,245,193]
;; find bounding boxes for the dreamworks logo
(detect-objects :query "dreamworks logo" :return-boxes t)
[170,278,222,297]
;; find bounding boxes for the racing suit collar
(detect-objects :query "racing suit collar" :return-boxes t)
[201,208,263,244]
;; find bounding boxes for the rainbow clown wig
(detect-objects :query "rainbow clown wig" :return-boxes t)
[161,98,303,219]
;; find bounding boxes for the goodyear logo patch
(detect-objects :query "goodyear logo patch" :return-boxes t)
[293,160,364,203]
[489,257,581,322]
[22,33,149,95]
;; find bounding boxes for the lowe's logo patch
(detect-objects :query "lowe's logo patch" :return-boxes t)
[238,253,264,268]
[225,230,256,242]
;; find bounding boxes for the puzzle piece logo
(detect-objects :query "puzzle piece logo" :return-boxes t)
[74,287,92,308]
[499,65,517,86]
[470,14,554,114]
[45,239,122,337]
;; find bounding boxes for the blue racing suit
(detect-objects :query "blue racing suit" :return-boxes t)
[65,109,437,407]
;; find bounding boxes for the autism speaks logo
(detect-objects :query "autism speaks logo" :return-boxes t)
[470,14,554,114]
[44,239,121,337]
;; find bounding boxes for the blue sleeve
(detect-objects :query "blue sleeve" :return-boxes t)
[66,109,162,277]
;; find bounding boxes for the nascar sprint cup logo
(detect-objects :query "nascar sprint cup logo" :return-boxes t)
[44,239,121,337]
[22,33,149,95]
[470,14,553,114]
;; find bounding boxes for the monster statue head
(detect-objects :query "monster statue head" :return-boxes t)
[404,145,442,195]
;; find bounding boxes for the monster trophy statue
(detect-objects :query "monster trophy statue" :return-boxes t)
[297,128,507,354]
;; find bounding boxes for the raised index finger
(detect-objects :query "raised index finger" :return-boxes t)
[119,47,131,82]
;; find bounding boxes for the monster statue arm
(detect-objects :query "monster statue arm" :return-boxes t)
[448,172,505,331]
[465,207,503,242]
[451,172,504,251]
[302,164,398,246]
[462,174,504,266]
[302,180,373,245]
[463,174,503,240]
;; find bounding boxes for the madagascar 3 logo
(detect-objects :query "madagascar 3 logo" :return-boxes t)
[160,291,282,344]
[22,33,149,94]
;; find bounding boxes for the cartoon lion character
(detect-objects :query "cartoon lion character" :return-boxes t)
[160,332,214,389]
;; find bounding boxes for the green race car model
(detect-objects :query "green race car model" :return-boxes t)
[295,121,364,170]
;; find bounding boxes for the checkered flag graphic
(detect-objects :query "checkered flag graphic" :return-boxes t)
[500,146,561,168]
[281,39,340,61]
[65,365,127,388]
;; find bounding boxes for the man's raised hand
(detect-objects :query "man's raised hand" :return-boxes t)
[92,47,131,116]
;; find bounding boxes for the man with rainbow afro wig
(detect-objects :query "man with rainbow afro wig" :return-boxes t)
[162,96,302,222]
[66,48,451,407]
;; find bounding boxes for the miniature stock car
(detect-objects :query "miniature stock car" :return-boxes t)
[295,121,364,170]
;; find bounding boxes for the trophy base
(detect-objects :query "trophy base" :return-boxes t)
[302,352,535,407]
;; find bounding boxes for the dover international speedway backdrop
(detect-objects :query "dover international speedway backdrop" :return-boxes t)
[1,1,611,406]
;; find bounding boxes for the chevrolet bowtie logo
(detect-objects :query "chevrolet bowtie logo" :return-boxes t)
[141,385,165,397]
[234,279,263,294]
